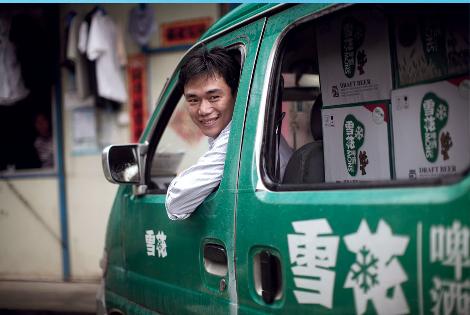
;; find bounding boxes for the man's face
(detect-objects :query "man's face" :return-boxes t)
[184,73,235,138]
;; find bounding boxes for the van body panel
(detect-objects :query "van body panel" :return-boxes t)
[106,289,158,315]
[104,185,130,297]
[236,3,470,314]
[201,4,279,41]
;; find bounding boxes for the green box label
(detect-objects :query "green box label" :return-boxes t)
[343,114,365,176]
[341,17,366,79]
[420,92,449,162]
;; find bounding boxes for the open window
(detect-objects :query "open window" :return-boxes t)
[262,4,470,191]
[145,46,244,194]
[262,20,323,188]
[0,6,59,175]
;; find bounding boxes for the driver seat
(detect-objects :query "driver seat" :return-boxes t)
[282,94,324,184]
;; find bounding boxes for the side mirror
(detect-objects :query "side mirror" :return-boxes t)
[102,143,148,184]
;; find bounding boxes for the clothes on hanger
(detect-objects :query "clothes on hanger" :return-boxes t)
[66,12,90,99]
[77,7,127,110]
[78,8,99,101]
[128,4,156,46]
[62,10,76,73]
[87,9,128,104]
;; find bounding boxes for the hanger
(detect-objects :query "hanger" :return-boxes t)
[91,5,106,15]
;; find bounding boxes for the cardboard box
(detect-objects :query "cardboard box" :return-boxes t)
[316,8,393,107]
[394,13,469,87]
[391,77,470,179]
[322,102,392,182]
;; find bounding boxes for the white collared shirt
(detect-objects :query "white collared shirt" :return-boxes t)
[86,11,127,103]
[165,121,232,220]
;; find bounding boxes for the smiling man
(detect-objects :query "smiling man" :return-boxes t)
[165,47,240,220]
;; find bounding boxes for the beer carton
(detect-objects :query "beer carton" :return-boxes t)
[322,102,392,182]
[391,77,470,179]
[316,8,393,107]
[394,11,469,87]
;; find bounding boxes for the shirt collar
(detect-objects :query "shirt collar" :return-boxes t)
[208,120,232,149]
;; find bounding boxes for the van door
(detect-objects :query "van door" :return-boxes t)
[236,4,470,315]
[115,19,267,314]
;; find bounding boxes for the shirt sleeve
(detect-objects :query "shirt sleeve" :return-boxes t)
[165,130,229,220]
[87,13,106,61]
[77,21,88,54]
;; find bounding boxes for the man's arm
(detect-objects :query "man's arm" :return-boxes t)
[165,128,229,220]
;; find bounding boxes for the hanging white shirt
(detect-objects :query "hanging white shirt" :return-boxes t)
[86,11,127,103]
[166,121,231,220]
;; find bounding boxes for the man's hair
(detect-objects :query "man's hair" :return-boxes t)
[179,46,240,96]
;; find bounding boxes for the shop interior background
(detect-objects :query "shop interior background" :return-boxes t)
[0,3,236,284]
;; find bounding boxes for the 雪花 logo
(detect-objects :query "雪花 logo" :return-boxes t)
[145,230,167,258]
[341,16,367,79]
[343,114,365,176]
[420,92,449,162]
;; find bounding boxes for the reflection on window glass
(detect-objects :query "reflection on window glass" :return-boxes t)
[150,96,209,190]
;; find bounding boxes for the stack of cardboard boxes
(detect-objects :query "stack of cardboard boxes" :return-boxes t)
[317,8,393,182]
[317,7,469,182]
[391,12,470,179]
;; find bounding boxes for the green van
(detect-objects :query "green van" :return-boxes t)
[100,3,470,314]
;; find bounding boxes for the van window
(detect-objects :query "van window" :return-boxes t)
[146,46,243,194]
[148,93,209,193]
[262,4,470,190]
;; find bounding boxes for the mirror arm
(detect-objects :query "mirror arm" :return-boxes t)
[139,142,149,156]
[135,142,149,196]
[133,184,148,196]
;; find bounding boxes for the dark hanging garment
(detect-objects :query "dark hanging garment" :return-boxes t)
[62,10,76,73]
[81,8,99,100]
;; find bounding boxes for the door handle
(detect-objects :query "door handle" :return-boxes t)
[203,243,227,277]
[260,250,282,304]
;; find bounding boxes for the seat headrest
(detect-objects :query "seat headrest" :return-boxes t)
[310,94,323,141]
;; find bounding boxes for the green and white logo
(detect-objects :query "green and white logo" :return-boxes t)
[420,92,449,162]
[343,114,365,176]
[341,16,366,78]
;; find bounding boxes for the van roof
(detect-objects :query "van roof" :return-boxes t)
[201,4,281,40]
